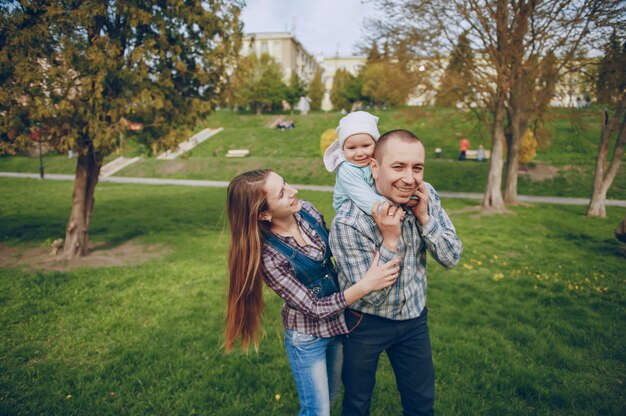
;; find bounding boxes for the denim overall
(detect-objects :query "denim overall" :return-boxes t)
[266,209,340,298]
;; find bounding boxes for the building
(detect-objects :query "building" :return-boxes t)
[318,55,367,111]
[241,32,592,110]
[241,32,319,85]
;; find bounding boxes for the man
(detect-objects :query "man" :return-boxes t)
[330,129,462,416]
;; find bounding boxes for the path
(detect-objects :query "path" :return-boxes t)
[1,172,625,208]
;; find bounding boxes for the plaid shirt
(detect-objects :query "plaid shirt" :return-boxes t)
[330,182,462,320]
[262,201,349,337]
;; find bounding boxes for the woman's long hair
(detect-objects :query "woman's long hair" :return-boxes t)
[224,169,273,352]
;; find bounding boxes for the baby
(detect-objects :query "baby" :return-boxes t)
[323,111,388,214]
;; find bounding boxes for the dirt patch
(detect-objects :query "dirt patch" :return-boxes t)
[0,241,170,272]
[266,115,285,128]
[395,107,430,120]
[157,160,187,174]
[519,163,559,182]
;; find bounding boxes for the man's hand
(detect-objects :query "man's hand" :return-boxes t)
[407,183,429,225]
[372,201,404,252]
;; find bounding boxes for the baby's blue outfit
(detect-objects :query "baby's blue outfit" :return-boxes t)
[332,162,387,214]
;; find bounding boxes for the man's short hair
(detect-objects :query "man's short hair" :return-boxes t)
[373,129,424,161]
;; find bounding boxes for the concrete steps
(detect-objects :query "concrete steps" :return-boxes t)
[99,157,141,178]
[157,127,223,160]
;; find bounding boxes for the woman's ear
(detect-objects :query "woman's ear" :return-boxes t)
[258,211,272,223]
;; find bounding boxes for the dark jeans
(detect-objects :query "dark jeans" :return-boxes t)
[342,309,435,416]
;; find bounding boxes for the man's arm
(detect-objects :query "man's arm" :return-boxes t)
[330,211,400,306]
[414,183,463,268]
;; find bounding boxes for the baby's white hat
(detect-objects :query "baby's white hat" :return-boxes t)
[323,111,380,172]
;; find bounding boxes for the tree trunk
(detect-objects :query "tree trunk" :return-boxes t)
[504,102,530,205]
[482,95,507,213]
[587,95,626,217]
[63,140,103,258]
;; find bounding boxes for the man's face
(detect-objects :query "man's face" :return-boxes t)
[371,138,425,205]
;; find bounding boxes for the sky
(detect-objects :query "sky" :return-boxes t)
[239,0,381,57]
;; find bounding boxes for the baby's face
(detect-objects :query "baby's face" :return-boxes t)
[343,133,376,167]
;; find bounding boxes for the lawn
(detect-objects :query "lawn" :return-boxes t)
[0,177,624,415]
[1,107,624,199]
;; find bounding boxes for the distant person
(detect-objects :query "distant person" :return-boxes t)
[330,129,463,415]
[323,111,388,214]
[459,137,470,160]
[224,169,400,416]
[477,144,485,161]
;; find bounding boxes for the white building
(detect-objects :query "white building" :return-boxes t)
[241,32,319,85]
[318,55,367,111]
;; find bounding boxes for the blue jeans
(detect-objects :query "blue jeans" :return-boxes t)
[285,329,343,416]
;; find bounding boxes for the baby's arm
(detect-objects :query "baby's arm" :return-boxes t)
[336,163,387,215]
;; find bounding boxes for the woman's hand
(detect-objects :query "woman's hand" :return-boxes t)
[360,251,400,292]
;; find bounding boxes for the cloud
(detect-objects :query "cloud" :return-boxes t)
[241,0,377,56]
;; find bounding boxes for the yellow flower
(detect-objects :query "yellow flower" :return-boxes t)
[463,263,474,270]
[492,273,504,282]
[275,393,281,401]
[66,394,72,400]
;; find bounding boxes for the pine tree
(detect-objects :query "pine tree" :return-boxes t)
[596,31,626,105]
[0,0,243,258]
[436,31,474,107]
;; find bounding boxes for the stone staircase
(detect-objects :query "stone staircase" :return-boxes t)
[99,157,141,178]
[157,127,223,160]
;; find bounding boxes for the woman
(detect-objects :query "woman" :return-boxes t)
[224,169,399,416]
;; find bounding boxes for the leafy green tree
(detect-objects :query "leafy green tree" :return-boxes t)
[286,72,307,110]
[596,31,626,105]
[308,69,324,111]
[436,31,474,107]
[233,53,286,114]
[361,61,410,107]
[330,68,358,111]
[0,0,243,258]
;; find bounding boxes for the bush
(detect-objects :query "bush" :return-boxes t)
[520,128,538,164]
[320,128,338,155]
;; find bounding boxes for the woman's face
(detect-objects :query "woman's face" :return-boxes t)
[262,171,301,220]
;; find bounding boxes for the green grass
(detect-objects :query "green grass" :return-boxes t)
[2,107,625,199]
[1,177,625,415]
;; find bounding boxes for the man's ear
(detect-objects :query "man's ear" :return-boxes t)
[370,158,379,181]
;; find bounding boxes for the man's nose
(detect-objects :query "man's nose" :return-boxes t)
[402,170,416,184]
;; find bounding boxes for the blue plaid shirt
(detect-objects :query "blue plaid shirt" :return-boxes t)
[330,182,462,320]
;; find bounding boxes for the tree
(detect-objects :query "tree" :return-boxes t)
[308,69,324,111]
[587,93,626,217]
[367,0,623,211]
[232,53,286,114]
[330,68,359,111]
[285,72,307,111]
[0,1,243,258]
[596,31,626,105]
[361,61,412,107]
[435,31,474,107]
